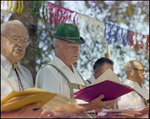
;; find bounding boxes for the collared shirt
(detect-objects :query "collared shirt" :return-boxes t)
[35,56,86,99]
[85,74,96,86]
[116,79,149,109]
[1,54,33,98]
[1,79,13,100]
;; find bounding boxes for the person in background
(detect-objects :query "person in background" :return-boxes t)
[86,57,114,86]
[116,60,149,118]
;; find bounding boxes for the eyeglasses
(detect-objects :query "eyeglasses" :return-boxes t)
[132,68,145,73]
[1,34,30,46]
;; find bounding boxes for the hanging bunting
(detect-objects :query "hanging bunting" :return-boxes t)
[99,21,104,40]
[139,35,146,49]
[47,2,77,27]
[20,1,24,13]
[12,1,17,13]
[1,1,149,55]
[127,31,134,48]
[5,1,9,14]
[9,1,13,13]
[77,13,104,40]
[134,33,140,51]
[104,22,115,44]
[16,1,21,13]
[145,36,149,55]
[114,26,120,43]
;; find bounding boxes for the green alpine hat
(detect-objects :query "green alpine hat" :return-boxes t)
[53,23,85,44]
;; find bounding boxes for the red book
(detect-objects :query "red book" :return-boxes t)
[74,80,134,102]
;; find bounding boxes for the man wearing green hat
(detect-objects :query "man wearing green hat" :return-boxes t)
[35,23,87,103]
[35,23,119,117]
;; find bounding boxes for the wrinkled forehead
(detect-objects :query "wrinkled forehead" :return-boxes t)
[133,61,144,69]
[4,22,28,38]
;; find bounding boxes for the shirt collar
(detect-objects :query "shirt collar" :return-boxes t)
[124,79,145,89]
[50,56,75,72]
[1,54,20,77]
[51,56,70,69]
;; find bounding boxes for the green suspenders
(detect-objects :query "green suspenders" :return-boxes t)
[43,64,87,103]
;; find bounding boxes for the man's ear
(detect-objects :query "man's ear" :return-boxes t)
[94,68,101,79]
[94,68,98,75]
[54,41,59,49]
[128,69,134,77]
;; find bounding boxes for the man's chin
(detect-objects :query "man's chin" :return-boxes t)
[14,54,24,60]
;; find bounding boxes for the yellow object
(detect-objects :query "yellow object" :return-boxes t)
[1,88,57,112]
[5,1,9,14]
[20,1,24,13]
[12,1,17,13]
[105,41,109,58]
[16,1,20,13]
[9,1,13,13]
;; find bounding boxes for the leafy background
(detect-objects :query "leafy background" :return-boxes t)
[1,1,149,88]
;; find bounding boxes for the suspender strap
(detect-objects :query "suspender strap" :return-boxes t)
[76,70,87,87]
[48,64,86,103]
[49,64,75,102]
[134,90,148,106]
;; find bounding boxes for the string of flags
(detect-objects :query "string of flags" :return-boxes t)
[1,1,149,55]
[46,2,149,55]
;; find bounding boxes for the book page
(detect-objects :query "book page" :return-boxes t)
[1,88,57,112]
[42,93,71,111]
[1,88,48,104]
[90,68,121,86]
[103,108,142,115]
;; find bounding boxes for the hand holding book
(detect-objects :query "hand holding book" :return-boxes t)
[74,69,134,102]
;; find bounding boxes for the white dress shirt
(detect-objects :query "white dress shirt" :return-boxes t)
[1,79,13,100]
[85,74,96,86]
[1,54,33,97]
[117,79,149,109]
[35,56,86,99]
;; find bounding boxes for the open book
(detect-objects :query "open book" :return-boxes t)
[91,68,121,85]
[1,88,71,112]
[74,69,134,102]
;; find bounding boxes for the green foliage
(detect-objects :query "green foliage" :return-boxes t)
[36,21,57,71]
[75,1,149,85]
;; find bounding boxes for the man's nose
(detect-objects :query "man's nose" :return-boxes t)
[143,71,146,75]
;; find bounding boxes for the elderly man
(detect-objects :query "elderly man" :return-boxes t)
[86,57,114,86]
[35,23,116,117]
[1,20,42,118]
[116,60,149,118]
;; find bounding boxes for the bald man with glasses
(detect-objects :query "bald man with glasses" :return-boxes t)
[1,20,43,118]
[116,60,149,118]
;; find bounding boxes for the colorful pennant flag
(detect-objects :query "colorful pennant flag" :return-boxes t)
[1,1,149,55]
